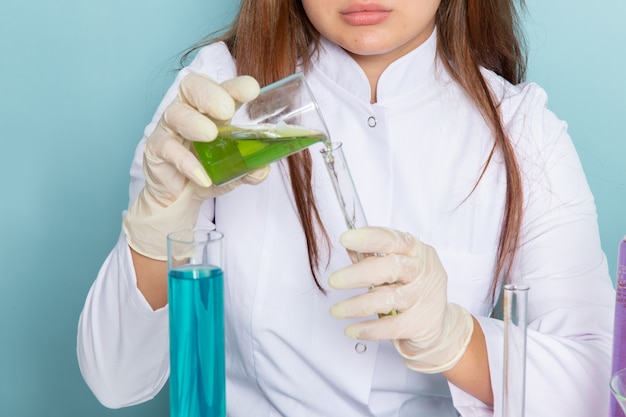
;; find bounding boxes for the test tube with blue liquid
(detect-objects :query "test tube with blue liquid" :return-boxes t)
[167,229,226,417]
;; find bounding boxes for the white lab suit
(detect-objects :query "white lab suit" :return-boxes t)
[77,30,615,416]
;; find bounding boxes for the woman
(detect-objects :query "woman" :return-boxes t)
[77,0,615,415]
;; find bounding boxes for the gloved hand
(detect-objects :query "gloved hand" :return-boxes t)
[329,226,474,374]
[123,73,269,260]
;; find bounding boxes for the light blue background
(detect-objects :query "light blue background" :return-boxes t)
[0,1,624,416]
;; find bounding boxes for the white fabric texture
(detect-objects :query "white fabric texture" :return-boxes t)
[77,30,615,417]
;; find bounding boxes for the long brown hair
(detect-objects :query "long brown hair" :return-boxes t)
[184,0,527,301]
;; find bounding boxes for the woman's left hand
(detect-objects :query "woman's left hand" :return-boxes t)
[329,226,474,373]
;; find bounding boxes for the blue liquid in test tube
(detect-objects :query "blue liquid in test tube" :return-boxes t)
[169,264,225,417]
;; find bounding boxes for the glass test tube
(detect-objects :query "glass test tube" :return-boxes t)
[167,229,226,417]
[320,141,399,318]
[502,283,529,417]
[320,141,368,231]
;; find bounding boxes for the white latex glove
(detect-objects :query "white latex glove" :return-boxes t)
[123,73,269,260]
[329,227,474,374]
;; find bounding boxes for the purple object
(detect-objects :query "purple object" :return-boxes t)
[610,237,626,417]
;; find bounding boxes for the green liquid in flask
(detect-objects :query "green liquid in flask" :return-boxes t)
[193,124,329,185]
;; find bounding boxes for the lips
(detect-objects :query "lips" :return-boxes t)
[340,3,391,26]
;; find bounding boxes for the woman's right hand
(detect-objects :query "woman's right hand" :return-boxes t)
[123,73,269,261]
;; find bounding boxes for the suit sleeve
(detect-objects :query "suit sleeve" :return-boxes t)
[451,83,615,416]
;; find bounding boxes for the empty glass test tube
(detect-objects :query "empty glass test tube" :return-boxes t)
[320,141,368,232]
[320,141,398,318]
[502,283,529,417]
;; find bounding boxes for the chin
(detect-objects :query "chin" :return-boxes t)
[339,39,395,56]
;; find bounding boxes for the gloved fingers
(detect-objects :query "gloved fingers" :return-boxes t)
[330,283,410,319]
[197,165,270,198]
[347,312,439,341]
[328,253,421,290]
[220,75,261,103]
[345,249,362,264]
[162,99,219,142]
[340,226,424,258]
[332,287,447,343]
[345,249,380,264]
[240,166,271,185]
[178,72,238,122]
[146,125,212,188]
[342,310,417,340]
